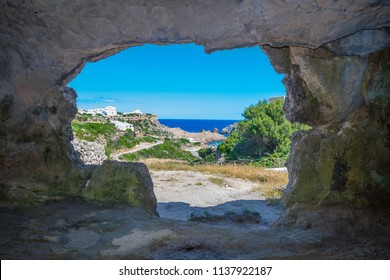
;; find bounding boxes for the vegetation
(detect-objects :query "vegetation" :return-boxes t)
[119,141,198,162]
[208,177,226,186]
[198,147,216,162]
[72,122,116,142]
[143,136,157,143]
[218,99,309,166]
[72,122,144,157]
[72,113,165,157]
[179,138,191,144]
[106,133,142,156]
[147,161,287,184]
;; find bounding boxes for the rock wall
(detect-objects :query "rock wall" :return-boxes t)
[71,139,107,165]
[1,1,389,217]
[262,30,390,210]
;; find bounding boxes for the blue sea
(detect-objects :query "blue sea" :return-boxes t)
[159,119,239,133]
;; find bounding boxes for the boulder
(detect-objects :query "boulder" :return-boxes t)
[83,161,158,215]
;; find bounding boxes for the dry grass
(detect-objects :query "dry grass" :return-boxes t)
[146,161,288,200]
[208,177,227,186]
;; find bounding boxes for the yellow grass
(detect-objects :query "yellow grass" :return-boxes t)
[146,160,288,200]
[208,177,227,186]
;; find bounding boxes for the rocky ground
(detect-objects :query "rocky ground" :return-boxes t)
[1,169,389,260]
[152,170,282,229]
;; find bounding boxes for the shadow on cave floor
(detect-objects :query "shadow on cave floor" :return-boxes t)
[1,199,390,259]
[157,200,283,230]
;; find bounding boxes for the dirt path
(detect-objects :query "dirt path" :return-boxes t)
[150,170,283,229]
[111,140,163,161]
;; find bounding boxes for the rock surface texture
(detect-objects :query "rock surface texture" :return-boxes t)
[0,1,389,222]
[84,161,158,215]
[71,139,107,165]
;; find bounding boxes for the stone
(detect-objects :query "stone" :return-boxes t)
[221,123,237,134]
[83,161,158,215]
[281,46,368,125]
[284,97,390,209]
[67,228,101,249]
[261,42,390,212]
[72,139,107,165]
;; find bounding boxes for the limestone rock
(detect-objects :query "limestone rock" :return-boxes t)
[284,97,390,209]
[83,161,158,215]
[259,33,390,213]
[72,139,107,165]
[221,123,237,134]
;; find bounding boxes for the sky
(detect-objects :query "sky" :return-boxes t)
[68,43,286,120]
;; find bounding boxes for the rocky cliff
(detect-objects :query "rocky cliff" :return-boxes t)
[221,123,238,134]
[0,1,389,222]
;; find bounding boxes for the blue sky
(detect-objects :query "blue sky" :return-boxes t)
[68,44,285,119]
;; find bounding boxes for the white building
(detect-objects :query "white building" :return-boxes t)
[103,106,117,116]
[80,106,118,116]
[124,109,143,115]
[111,120,134,131]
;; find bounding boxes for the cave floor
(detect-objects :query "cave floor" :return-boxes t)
[1,199,389,259]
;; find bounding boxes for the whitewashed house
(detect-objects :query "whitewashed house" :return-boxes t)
[80,106,118,116]
[102,106,117,116]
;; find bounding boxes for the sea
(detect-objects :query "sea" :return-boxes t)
[159,119,239,133]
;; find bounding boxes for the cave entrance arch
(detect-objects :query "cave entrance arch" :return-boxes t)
[68,43,289,225]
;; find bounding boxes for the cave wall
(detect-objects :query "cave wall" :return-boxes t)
[0,0,389,211]
[262,29,390,210]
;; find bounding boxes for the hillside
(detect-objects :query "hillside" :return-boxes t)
[71,112,225,164]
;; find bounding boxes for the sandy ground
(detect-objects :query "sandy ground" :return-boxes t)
[151,170,283,229]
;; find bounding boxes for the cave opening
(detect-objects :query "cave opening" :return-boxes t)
[67,43,291,226]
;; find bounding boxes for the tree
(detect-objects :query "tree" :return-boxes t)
[198,147,216,162]
[218,99,309,162]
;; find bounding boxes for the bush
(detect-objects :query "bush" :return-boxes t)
[179,138,190,144]
[198,148,216,162]
[72,122,116,142]
[218,99,309,164]
[120,141,198,162]
[143,136,156,143]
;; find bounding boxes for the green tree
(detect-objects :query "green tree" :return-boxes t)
[198,147,216,162]
[218,99,309,163]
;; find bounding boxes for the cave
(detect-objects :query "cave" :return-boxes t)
[1,0,389,259]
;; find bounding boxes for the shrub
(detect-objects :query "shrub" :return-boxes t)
[143,136,156,143]
[72,122,116,142]
[179,138,190,144]
[208,177,226,186]
[218,99,310,165]
[120,141,198,162]
[198,147,216,162]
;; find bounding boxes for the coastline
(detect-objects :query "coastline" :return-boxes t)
[159,118,239,133]
[158,124,226,144]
